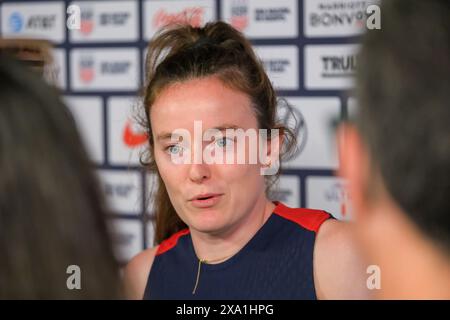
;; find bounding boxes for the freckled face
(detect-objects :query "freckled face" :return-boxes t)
[150,76,267,235]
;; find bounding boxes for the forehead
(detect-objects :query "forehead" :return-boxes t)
[150,76,258,135]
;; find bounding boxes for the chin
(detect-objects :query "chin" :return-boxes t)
[189,217,227,235]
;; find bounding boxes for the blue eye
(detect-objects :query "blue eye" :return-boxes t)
[216,137,233,148]
[167,145,182,155]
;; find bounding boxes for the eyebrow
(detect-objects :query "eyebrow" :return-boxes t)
[156,124,241,142]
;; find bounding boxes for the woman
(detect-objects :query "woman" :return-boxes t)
[0,56,121,299]
[124,22,369,299]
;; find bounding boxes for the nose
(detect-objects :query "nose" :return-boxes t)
[188,162,211,183]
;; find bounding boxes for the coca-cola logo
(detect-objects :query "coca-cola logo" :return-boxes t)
[152,7,204,29]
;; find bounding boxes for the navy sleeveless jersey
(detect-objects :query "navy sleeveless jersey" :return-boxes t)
[143,201,331,300]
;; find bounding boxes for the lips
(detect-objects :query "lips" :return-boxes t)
[189,193,223,208]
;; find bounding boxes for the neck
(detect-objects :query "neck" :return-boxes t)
[190,195,275,264]
[357,201,450,299]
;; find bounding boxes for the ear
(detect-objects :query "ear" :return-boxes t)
[337,123,371,220]
[260,128,283,176]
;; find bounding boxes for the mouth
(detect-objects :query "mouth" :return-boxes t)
[189,193,224,208]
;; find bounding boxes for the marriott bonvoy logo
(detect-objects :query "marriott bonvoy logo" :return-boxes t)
[304,0,381,37]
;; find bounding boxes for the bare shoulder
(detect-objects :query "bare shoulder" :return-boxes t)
[315,219,352,249]
[313,219,371,299]
[123,246,158,300]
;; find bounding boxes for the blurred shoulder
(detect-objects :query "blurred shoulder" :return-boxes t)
[316,218,351,244]
[123,246,158,300]
[314,219,371,299]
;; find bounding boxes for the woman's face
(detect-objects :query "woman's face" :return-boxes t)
[150,76,269,235]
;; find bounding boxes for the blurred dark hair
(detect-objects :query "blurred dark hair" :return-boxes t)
[0,55,121,299]
[356,0,450,249]
[0,38,53,78]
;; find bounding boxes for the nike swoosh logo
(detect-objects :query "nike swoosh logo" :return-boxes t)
[123,122,148,147]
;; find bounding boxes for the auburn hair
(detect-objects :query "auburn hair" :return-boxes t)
[140,21,298,244]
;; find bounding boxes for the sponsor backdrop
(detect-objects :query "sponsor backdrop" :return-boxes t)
[0,0,376,263]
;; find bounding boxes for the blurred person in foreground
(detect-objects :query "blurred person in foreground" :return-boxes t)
[0,55,121,299]
[339,0,450,299]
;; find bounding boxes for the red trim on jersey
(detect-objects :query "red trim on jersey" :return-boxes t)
[156,202,329,256]
[156,228,190,256]
[272,201,330,233]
